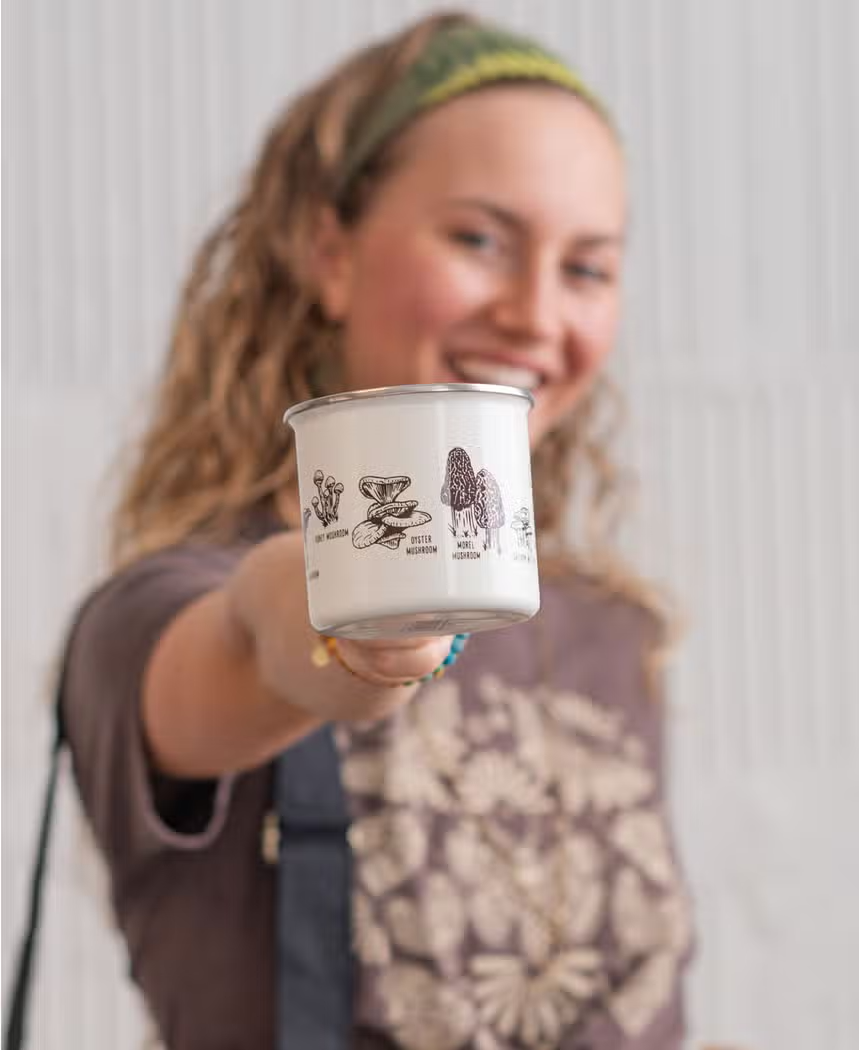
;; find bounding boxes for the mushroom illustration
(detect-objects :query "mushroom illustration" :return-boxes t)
[313,469,326,510]
[474,468,505,552]
[377,530,406,549]
[308,469,345,527]
[378,507,431,529]
[511,507,533,550]
[352,519,388,549]
[368,499,418,522]
[351,474,432,552]
[359,475,411,504]
[312,495,326,525]
[331,482,344,519]
[324,476,337,521]
[440,447,477,537]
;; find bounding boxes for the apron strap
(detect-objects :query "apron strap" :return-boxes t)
[274,725,354,1050]
[4,705,65,1050]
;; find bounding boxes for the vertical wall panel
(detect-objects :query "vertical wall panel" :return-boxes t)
[4,2,857,1048]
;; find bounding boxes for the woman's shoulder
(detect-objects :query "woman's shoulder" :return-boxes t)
[91,507,282,597]
[72,541,241,636]
[77,514,284,634]
[62,536,266,705]
[101,538,252,593]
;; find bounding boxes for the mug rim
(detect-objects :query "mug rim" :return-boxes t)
[283,382,534,426]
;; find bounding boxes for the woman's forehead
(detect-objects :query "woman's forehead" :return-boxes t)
[379,86,626,227]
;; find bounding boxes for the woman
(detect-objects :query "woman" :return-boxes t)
[61,11,692,1049]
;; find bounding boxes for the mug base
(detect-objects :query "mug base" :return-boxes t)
[320,606,536,639]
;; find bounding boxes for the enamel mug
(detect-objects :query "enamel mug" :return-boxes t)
[284,383,540,638]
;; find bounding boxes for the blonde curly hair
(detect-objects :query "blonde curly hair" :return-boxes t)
[109,9,675,655]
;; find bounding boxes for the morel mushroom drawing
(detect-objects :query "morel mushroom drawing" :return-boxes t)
[440,447,478,537]
[310,468,343,527]
[474,468,505,552]
[351,475,431,551]
[511,507,534,551]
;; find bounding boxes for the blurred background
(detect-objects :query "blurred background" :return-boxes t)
[2,1,857,1047]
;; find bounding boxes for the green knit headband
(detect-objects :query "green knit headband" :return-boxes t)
[335,24,606,198]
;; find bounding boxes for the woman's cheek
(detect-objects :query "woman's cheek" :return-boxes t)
[581,298,621,362]
[410,259,494,334]
[395,233,490,318]
[349,233,495,353]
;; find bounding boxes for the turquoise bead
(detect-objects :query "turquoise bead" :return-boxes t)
[416,633,470,684]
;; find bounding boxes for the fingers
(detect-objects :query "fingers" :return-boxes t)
[337,635,454,685]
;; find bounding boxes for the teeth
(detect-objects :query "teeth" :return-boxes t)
[449,357,543,391]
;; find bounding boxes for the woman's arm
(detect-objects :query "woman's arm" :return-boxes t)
[142,530,452,778]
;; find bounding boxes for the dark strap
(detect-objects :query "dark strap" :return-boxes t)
[4,706,65,1050]
[275,725,353,1050]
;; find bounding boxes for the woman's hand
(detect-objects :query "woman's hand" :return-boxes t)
[332,634,455,688]
[225,531,452,724]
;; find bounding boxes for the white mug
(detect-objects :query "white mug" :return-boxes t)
[284,383,540,638]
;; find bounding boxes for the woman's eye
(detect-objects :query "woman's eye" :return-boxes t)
[565,261,611,283]
[451,229,497,252]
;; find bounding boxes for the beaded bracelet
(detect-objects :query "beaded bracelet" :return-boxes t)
[314,633,470,687]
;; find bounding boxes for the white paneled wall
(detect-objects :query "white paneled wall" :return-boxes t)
[3,1,857,1047]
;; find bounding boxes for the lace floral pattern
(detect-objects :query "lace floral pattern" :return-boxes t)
[337,671,692,1048]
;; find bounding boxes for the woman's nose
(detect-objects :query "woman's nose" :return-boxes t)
[491,259,564,344]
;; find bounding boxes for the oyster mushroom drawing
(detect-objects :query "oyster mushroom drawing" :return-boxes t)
[511,507,534,551]
[440,447,478,537]
[360,475,411,504]
[309,468,343,527]
[351,475,431,551]
[474,468,505,552]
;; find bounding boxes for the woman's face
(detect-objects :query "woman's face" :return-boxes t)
[315,85,627,446]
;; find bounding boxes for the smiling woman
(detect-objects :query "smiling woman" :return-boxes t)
[313,84,626,448]
[43,11,692,1050]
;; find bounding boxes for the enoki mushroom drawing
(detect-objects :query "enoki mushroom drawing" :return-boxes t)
[310,469,344,527]
[351,475,431,551]
[441,448,507,552]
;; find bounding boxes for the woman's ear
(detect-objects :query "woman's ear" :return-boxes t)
[310,206,354,323]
